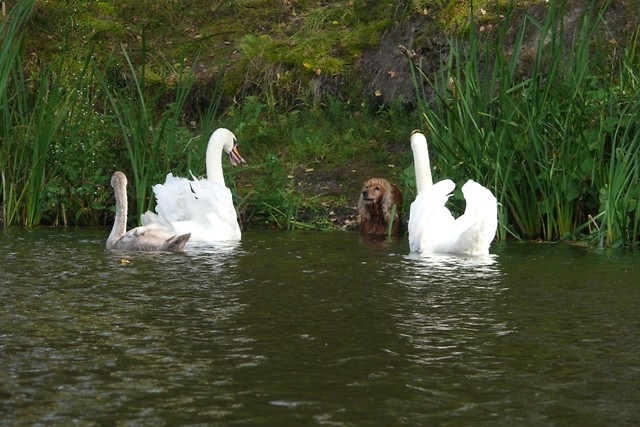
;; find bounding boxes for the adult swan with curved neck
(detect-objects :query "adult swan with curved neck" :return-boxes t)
[107,171,190,251]
[141,128,246,243]
[408,131,498,256]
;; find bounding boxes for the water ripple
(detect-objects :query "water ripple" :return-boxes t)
[1,229,639,425]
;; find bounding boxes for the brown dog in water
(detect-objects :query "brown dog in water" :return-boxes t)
[357,178,403,236]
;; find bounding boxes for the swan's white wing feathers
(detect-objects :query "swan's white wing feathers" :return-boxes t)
[409,179,456,253]
[409,179,498,256]
[152,173,196,222]
[149,173,241,242]
[448,179,498,255]
[190,177,241,240]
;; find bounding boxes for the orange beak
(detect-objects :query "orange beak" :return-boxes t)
[229,144,246,167]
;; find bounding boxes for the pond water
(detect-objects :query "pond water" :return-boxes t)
[1,228,639,426]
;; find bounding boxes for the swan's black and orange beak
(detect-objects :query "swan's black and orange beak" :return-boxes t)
[228,142,246,167]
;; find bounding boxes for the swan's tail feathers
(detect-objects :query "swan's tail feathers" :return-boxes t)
[152,173,195,221]
[162,233,191,252]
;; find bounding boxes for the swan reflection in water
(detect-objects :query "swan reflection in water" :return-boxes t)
[403,251,501,283]
[180,240,245,276]
[395,252,511,370]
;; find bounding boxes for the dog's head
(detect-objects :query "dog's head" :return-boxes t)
[360,178,389,207]
[357,178,403,234]
[358,178,397,223]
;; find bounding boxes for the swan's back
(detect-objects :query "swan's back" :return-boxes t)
[409,179,456,253]
[409,179,497,256]
[153,173,196,222]
[146,173,241,242]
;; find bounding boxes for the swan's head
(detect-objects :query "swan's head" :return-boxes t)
[410,130,427,150]
[214,128,246,167]
[111,171,127,189]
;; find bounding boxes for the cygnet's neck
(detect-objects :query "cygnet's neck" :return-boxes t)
[411,133,433,194]
[107,173,128,248]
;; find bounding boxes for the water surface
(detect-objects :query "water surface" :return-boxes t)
[1,229,638,425]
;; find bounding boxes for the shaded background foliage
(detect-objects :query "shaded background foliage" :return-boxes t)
[1,0,639,246]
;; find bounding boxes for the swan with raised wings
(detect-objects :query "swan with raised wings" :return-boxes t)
[141,128,246,243]
[107,171,190,252]
[408,131,497,256]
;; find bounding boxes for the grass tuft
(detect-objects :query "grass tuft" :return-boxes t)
[410,0,640,247]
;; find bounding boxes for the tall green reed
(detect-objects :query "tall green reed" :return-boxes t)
[0,0,33,226]
[410,0,640,246]
[1,0,87,227]
[99,35,195,222]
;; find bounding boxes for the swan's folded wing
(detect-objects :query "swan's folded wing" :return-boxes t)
[190,178,238,220]
[448,180,498,255]
[188,178,242,240]
[153,173,197,221]
[408,179,456,253]
[114,225,189,251]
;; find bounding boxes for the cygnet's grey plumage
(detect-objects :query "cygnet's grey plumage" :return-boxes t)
[107,171,190,252]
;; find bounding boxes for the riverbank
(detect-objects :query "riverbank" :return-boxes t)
[2,0,639,246]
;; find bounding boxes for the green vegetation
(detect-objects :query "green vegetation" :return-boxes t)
[410,0,640,247]
[99,39,200,219]
[1,0,639,248]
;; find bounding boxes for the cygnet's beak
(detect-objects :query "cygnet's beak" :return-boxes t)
[229,144,246,167]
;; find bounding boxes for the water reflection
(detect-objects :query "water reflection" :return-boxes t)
[404,251,501,282]
[1,229,639,425]
[394,251,510,381]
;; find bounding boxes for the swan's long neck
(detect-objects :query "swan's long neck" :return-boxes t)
[411,134,433,194]
[107,174,127,248]
[205,131,226,185]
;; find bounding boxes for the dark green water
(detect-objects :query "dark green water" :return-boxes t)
[1,229,638,426]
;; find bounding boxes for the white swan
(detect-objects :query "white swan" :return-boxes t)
[408,131,497,256]
[141,128,246,243]
[106,171,190,252]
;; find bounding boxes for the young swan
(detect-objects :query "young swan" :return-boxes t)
[357,177,403,236]
[107,171,190,252]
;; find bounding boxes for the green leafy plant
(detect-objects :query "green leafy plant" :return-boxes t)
[98,36,196,222]
[409,0,640,247]
[1,0,90,227]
